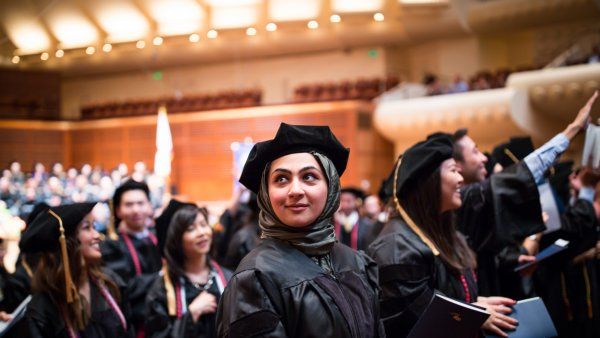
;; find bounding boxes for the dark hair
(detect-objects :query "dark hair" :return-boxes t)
[451,128,468,162]
[397,166,476,272]
[164,206,210,281]
[32,227,120,331]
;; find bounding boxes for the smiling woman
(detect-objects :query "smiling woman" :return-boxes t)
[19,203,133,338]
[217,123,384,338]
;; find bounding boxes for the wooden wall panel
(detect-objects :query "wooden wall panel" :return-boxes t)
[0,101,393,201]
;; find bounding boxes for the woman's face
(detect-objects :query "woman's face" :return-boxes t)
[440,158,464,212]
[268,153,328,228]
[182,213,213,259]
[78,213,102,263]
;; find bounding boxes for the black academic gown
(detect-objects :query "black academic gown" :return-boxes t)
[335,216,375,251]
[367,217,478,337]
[26,268,134,338]
[223,222,260,270]
[100,232,162,328]
[458,162,545,296]
[217,238,385,338]
[534,198,599,338]
[145,263,232,338]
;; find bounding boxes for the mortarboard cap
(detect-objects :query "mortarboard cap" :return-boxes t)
[240,123,350,194]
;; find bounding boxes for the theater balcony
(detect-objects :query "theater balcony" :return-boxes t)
[374,63,600,155]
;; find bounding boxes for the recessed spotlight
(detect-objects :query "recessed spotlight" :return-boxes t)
[207,29,218,39]
[330,14,341,23]
[86,46,96,55]
[374,12,385,22]
[266,22,277,32]
[153,37,163,46]
[307,20,319,29]
[40,52,49,61]
[136,40,146,49]
[55,49,64,58]
[11,56,20,64]
[189,33,200,43]
[246,27,257,36]
[102,43,112,52]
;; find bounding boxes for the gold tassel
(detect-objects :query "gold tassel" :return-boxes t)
[49,210,76,304]
[582,265,593,319]
[560,272,573,321]
[163,266,177,316]
[107,200,118,241]
[22,255,33,278]
[503,148,519,164]
[392,157,440,256]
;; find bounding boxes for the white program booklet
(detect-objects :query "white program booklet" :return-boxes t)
[582,124,600,168]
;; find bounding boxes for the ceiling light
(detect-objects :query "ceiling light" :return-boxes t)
[55,49,64,58]
[86,46,96,55]
[330,14,341,23]
[136,40,146,49]
[332,0,384,13]
[95,3,149,43]
[246,27,257,36]
[266,22,277,32]
[153,36,163,46]
[269,0,320,22]
[189,33,200,42]
[307,20,319,29]
[373,12,385,22]
[40,52,49,61]
[12,56,20,64]
[102,43,112,52]
[207,29,218,39]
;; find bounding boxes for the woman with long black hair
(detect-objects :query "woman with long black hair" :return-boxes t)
[21,202,133,338]
[217,123,384,338]
[368,134,517,337]
[145,201,232,338]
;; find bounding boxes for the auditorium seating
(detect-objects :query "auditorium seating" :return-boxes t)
[80,89,262,120]
[292,76,400,103]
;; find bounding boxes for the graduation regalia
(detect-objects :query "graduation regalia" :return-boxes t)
[100,231,162,327]
[368,218,478,337]
[218,123,384,338]
[457,161,545,296]
[145,260,232,338]
[535,197,599,338]
[100,180,162,329]
[20,203,134,338]
[27,268,134,338]
[217,238,383,338]
[144,199,233,338]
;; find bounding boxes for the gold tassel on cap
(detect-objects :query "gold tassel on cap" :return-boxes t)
[503,148,519,164]
[392,158,440,256]
[48,210,77,303]
[163,266,177,316]
[107,200,118,241]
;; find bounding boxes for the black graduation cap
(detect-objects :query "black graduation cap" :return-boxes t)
[483,151,497,178]
[20,202,96,253]
[492,136,534,168]
[239,123,350,194]
[112,179,150,222]
[340,187,366,201]
[26,202,50,225]
[378,157,400,204]
[155,199,196,255]
[548,161,574,207]
[396,134,454,195]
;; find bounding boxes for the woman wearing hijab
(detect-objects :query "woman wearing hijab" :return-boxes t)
[21,202,133,338]
[367,134,517,338]
[217,123,384,338]
[145,201,232,338]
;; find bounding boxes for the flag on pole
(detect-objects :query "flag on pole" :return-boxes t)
[154,105,173,178]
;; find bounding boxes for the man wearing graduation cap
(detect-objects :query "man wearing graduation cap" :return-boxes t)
[452,91,598,296]
[100,179,162,335]
[334,187,375,250]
